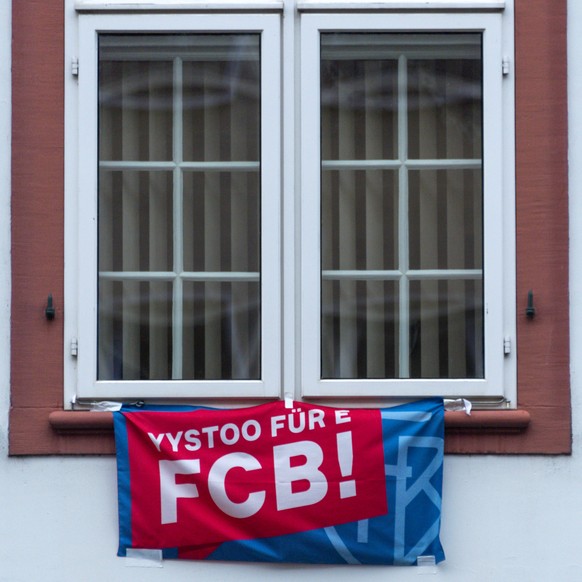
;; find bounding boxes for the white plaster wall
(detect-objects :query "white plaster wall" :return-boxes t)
[1,2,582,580]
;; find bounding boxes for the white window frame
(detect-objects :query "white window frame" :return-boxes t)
[64,1,515,408]
[68,12,281,402]
[299,11,516,400]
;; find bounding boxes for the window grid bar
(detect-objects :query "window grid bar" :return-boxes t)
[322,269,482,280]
[99,271,260,281]
[172,56,184,379]
[397,53,410,379]
[97,46,260,63]
[322,159,481,170]
[99,160,260,171]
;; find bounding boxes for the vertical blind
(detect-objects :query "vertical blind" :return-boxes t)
[98,34,261,381]
[320,33,484,380]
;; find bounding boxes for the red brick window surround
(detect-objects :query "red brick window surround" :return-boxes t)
[10,0,570,455]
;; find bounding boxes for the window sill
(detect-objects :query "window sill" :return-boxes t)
[49,408,531,433]
[46,408,532,455]
[445,409,530,432]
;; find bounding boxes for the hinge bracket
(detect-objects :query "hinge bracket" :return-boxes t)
[71,58,79,77]
[70,337,79,357]
[503,336,511,355]
[502,56,510,76]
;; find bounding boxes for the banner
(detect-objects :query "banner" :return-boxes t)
[114,398,445,565]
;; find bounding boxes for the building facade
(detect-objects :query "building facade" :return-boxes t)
[1,1,581,579]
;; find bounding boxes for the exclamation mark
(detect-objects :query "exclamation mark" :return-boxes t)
[337,431,356,498]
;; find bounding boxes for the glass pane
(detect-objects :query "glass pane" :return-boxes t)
[320,33,483,381]
[99,58,173,162]
[98,34,261,382]
[182,281,260,380]
[408,55,482,160]
[322,170,398,271]
[98,280,173,380]
[322,280,399,379]
[321,55,398,161]
[99,170,173,272]
[409,279,483,379]
[183,171,260,273]
[182,44,260,162]
[408,169,482,271]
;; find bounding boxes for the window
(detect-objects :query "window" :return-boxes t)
[69,7,514,402]
[10,0,570,455]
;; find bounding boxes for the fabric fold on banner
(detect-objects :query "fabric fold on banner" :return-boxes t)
[114,398,445,565]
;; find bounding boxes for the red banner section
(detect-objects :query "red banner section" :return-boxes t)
[123,401,387,550]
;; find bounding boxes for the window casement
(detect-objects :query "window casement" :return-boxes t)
[300,13,513,399]
[10,0,570,455]
[72,14,281,400]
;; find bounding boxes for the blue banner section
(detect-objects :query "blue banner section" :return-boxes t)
[114,398,445,565]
